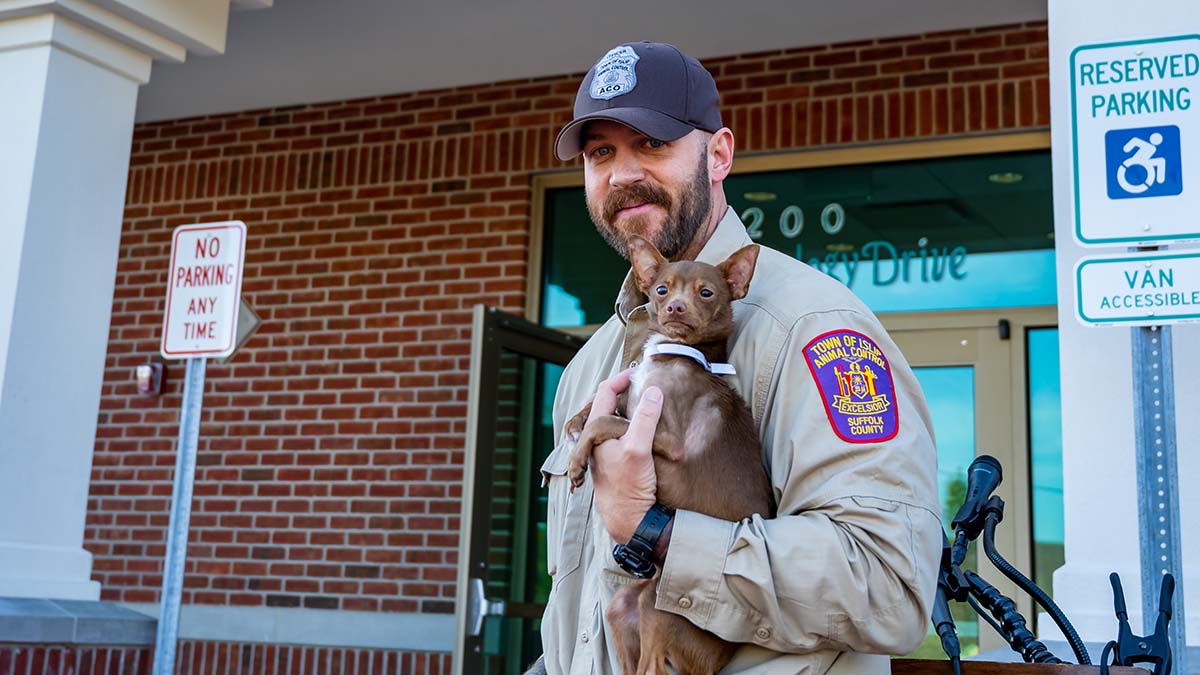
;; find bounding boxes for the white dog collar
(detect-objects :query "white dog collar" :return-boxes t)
[648,343,736,375]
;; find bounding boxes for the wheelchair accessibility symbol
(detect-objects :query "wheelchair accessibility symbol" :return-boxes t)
[1105,125,1183,200]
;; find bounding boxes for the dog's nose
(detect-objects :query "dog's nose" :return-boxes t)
[666,300,686,315]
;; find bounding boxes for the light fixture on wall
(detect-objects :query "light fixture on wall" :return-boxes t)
[135,361,166,396]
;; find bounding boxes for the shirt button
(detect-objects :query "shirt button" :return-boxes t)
[677,596,692,609]
[581,630,588,643]
[755,627,772,641]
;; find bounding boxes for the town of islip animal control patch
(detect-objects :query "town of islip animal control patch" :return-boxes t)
[804,330,899,443]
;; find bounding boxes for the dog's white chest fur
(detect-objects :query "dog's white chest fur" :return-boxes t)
[628,334,670,408]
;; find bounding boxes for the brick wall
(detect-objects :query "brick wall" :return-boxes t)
[87,19,1048,625]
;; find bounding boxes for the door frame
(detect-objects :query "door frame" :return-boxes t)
[453,305,585,675]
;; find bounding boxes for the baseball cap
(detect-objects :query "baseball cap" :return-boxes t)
[554,42,723,161]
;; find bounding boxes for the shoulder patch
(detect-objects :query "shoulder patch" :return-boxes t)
[803,329,899,443]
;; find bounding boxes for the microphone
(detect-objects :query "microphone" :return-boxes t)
[950,455,1002,567]
[950,455,1002,536]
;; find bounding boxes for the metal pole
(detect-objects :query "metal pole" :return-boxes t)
[1131,324,1187,674]
[152,356,207,675]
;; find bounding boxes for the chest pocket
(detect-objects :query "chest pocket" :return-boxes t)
[540,440,592,580]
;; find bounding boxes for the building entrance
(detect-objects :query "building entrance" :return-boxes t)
[883,306,1059,656]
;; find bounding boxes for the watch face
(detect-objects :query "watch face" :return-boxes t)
[613,544,656,579]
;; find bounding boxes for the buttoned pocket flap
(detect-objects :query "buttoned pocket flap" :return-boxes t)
[540,441,591,578]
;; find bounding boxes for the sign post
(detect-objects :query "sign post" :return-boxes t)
[153,222,247,675]
[1070,35,1193,671]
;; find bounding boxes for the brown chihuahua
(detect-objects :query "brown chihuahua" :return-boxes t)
[565,236,775,675]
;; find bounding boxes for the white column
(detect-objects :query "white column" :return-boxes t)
[0,12,152,601]
[1048,0,1199,649]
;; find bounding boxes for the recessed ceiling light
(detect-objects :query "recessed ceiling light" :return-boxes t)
[988,172,1024,184]
[743,191,777,202]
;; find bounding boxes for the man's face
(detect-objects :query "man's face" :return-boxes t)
[582,121,711,260]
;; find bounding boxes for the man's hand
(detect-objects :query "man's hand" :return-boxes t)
[585,370,663,544]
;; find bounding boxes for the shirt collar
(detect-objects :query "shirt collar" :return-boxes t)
[614,206,751,323]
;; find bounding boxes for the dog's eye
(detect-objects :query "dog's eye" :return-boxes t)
[656,285,668,296]
[700,288,714,298]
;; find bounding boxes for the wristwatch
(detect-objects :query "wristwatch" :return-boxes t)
[612,503,673,579]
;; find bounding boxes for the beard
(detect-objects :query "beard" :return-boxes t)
[586,148,712,260]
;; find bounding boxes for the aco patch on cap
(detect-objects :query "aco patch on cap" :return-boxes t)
[590,45,639,101]
[803,330,899,443]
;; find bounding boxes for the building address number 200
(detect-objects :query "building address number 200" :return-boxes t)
[740,203,846,241]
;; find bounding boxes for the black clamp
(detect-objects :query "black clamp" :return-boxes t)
[1101,572,1175,675]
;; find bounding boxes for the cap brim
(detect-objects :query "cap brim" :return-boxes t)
[554,108,695,161]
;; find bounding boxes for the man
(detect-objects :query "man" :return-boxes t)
[536,41,941,674]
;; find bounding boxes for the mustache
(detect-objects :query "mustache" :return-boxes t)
[602,183,671,223]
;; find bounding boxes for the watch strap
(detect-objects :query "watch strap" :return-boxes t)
[612,503,673,579]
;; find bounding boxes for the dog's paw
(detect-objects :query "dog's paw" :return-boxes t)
[564,403,592,442]
[567,461,588,491]
[565,415,586,442]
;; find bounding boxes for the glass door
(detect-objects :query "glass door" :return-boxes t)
[885,307,1055,657]
[453,307,584,675]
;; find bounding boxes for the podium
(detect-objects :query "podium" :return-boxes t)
[891,660,1147,674]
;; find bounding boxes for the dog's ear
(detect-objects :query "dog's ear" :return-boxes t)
[717,244,759,300]
[628,237,666,293]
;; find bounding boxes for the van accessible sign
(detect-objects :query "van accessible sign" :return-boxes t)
[1075,251,1200,326]
[161,222,247,359]
[1070,35,1200,246]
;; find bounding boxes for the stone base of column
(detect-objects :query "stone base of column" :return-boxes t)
[0,542,100,601]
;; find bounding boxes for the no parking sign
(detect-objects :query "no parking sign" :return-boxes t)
[160,221,247,358]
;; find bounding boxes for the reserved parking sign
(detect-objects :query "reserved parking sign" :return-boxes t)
[1070,35,1200,245]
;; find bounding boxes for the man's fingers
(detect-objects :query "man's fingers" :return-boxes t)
[623,386,663,451]
[587,369,633,422]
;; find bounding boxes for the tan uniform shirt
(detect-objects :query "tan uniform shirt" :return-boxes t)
[540,207,942,675]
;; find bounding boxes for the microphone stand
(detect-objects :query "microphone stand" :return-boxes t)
[937,526,1064,665]
[977,496,1091,665]
[933,533,965,675]
[937,485,1087,664]
[961,568,1063,664]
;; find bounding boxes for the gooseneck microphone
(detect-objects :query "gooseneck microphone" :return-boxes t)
[950,454,1002,566]
[951,454,1003,533]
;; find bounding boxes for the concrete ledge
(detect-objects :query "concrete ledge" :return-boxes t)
[121,604,453,652]
[0,597,154,645]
